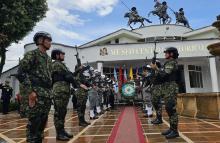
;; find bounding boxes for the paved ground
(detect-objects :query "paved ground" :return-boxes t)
[0,106,220,143]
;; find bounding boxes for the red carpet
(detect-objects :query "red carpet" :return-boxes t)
[107,107,146,143]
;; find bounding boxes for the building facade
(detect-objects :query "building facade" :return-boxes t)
[1,24,220,105]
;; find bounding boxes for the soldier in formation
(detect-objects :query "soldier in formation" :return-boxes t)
[51,49,74,141]
[17,31,53,143]
[151,47,179,139]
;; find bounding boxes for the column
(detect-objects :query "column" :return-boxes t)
[97,61,104,75]
[209,57,219,92]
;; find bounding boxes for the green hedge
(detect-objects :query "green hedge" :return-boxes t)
[0,101,19,112]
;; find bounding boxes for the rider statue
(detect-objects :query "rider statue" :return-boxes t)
[152,0,169,20]
[175,8,190,28]
[124,6,152,29]
[160,1,168,16]
[131,7,140,21]
[178,8,186,21]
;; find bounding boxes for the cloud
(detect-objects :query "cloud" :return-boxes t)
[61,0,118,16]
[3,0,118,72]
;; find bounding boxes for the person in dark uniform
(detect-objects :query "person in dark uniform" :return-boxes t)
[0,80,13,114]
[151,47,179,139]
[51,49,75,141]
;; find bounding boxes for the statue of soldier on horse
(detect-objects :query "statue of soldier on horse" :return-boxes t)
[124,7,152,30]
[148,0,172,24]
[173,8,190,28]
[122,0,191,29]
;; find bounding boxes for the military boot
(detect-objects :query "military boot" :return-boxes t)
[79,117,88,127]
[83,118,91,125]
[161,128,172,136]
[165,130,179,139]
[151,118,163,124]
[56,131,70,141]
[63,130,73,138]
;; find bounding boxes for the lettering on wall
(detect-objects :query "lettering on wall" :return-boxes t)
[106,44,208,56]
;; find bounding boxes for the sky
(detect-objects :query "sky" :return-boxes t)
[3,0,220,72]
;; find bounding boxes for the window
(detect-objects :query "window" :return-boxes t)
[188,65,203,88]
[115,39,119,44]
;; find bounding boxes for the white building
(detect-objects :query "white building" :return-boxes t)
[1,24,220,104]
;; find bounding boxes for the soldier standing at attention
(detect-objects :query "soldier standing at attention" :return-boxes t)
[75,66,91,127]
[51,49,75,141]
[17,31,53,143]
[151,61,164,124]
[151,47,179,139]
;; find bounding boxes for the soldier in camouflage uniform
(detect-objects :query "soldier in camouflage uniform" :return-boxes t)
[151,61,164,124]
[151,47,179,139]
[51,49,74,141]
[75,66,91,127]
[17,31,53,143]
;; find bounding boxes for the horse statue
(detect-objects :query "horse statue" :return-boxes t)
[148,1,172,24]
[124,12,152,30]
[174,8,190,28]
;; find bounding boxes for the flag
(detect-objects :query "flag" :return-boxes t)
[123,68,127,83]
[129,66,133,80]
[136,67,139,79]
[113,67,118,93]
[118,66,123,89]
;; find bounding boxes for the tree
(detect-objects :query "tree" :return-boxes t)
[0,0,48,76]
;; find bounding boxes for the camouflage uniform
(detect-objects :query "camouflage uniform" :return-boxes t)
[74,69,90,125]
[151,84,163,120]
[51,60,71,134]
[18,48,52,143]
[158,59,179,131]
[19,84,29,118]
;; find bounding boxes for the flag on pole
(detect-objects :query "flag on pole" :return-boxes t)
[113,67,118,93]
[123,68,127,83]
[118,66,123,89]
[129,66,133,80]
[136,67,139,79]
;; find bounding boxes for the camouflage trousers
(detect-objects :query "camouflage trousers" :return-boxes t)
[152,82,179,131]
[26,89,52,143]
[75,88,88,120]
[53,92,70,132]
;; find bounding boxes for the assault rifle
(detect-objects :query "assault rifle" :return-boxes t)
[152,41,158,64]
[75,46,81,67]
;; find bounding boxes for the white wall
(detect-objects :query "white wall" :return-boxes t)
[186,32,219,40]
[0,67,19,100]
[133,24,192,38]
[180,58,212,93]
[119,37,137,44]
[216,57,220,90]
[25,43,78,72]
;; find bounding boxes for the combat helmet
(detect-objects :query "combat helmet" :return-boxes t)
[33,31,52,45]
[51,49,65,60]
[164,47,179,59]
